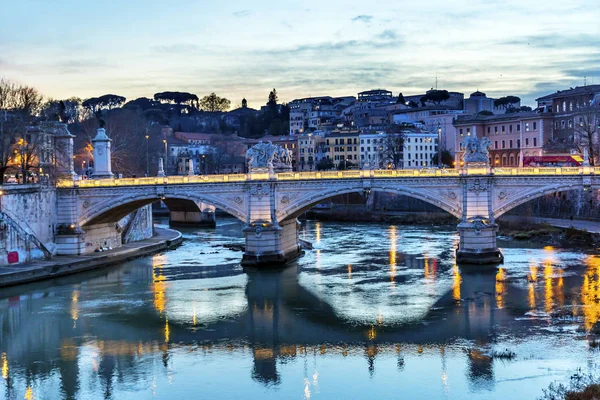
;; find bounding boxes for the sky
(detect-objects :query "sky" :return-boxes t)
[1,0,599,108]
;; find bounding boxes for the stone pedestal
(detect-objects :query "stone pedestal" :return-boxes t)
[456,218,503,265]
[43,122,76,178]
[242,219,303,267]
[91,128,113,179]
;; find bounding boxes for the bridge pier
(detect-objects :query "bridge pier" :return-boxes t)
[456,218,503,264]
[242,219,302,267]
[456,174,503,265]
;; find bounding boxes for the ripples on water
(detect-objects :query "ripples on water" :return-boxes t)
[1,218,599,400]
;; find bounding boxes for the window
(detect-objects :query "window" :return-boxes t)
[569,101,573,111]
[517,124,520,132]
[494,126,498,133]
[361,147,364,152]
[502,125,505,133]
[525,122,530,131]
[533,122,537,130]
[361,155,364,159]
[367,139,371,144]
[533,138,537,147]
[525,138,529,146]
[487,127,491,134]
[502,140,506,149]
[494,141,498,149]
[335,139,339,145]
[568,120,573,128]
[459,128,463,136]
[466,128,471,135]
[509,125,513,133]
[561,120,566,128]
[562,101,566,112]
[509,140,513,148]
[354,138,358,144]
[517,139,520,148]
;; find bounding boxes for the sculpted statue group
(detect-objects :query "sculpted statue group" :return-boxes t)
[461,136,491,164]
[246,141,293,173]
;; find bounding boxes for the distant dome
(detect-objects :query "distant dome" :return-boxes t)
[470,91,486,97]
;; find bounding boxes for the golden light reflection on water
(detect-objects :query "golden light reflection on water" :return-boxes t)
[581,255,600,332]
[544,262,554,314]
[24,387,34,400]
[389,226,397,283]
[164,319,170,343]
[315,222,321,244]
[495,268,505,309]
[1,352,7,380]
[71,289,79,328]
[452,264,461,303]
[152,255,168,314]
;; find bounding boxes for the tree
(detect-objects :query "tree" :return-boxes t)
[506,105,533,113]
[153,91,199,114]
[396,93,406,104]
[82,94,126,113]
[420,90,450,106]
[575,104,600,166]
[337,160,355,170]
[477,110,494,116]
[431,150,455,167]
[0,79,44,182]
[199,93,231,112]
[316,158,334,171]
[494,96,521,110]
[268,89,278,111]
[124,97,160,111]
[378,132,405,168]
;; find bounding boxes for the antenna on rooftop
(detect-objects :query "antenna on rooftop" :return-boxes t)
[435,75,438,90]
[584,76,587,86]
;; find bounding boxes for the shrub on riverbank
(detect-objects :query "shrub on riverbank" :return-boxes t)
[540,370,600,400]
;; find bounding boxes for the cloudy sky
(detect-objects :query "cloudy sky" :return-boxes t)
[1,0,599,108]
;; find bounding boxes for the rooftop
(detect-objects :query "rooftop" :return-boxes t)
[453,111,549,124]
[535,85,600,102]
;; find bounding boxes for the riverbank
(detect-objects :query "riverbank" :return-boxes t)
[0,227,183,288]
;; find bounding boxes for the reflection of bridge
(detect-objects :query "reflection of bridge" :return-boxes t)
[2,257,591,395]
[56,166,600,265]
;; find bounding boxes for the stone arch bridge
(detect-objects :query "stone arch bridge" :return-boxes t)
[56,166,600,266]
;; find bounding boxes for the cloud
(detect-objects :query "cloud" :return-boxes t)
[151,44,204,54]
[351,15,374,23]
[233,10,251,18]
[503,34,598,49]
[376,30,398,40]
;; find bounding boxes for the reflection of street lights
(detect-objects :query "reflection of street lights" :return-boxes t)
[82,160,86,176]
[145,134,150,176]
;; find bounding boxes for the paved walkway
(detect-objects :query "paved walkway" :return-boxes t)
[500,216,600,233]
[0,227,183,288]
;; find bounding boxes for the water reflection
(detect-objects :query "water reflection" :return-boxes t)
[0,221,598,399]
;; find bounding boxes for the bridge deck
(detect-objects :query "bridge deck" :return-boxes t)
[56,166,600,188]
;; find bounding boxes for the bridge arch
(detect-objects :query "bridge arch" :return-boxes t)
[494,184,590,219]
[276,185,462,222]
[80,192,247,227]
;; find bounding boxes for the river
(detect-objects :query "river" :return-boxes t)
[1,219,599,400]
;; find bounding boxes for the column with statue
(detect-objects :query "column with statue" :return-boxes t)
[242,141,300,267]
[456,136,504,265]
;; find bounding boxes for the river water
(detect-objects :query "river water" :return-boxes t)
[1,219,600,400]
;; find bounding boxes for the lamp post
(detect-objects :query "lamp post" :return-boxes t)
[437,124,442,168]
[145,134,150,176]
[201,154,206,175]
[82,160,86,176]
[163,139,167,175]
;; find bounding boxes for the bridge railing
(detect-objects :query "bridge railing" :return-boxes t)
[56,166,597,188]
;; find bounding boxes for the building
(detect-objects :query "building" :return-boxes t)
[357,89,393,104]
[453,112,554,167]
[536,85,600,142]
[403,132,438,169]
[288,96,355,135]
[463,91,521,115]
[324,130,361,169]
[359,132,389,169]
[297,133,326,171]
[223,99,259,131]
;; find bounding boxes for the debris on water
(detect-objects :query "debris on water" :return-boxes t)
[492,348,516,360]
[223,243,245,252]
